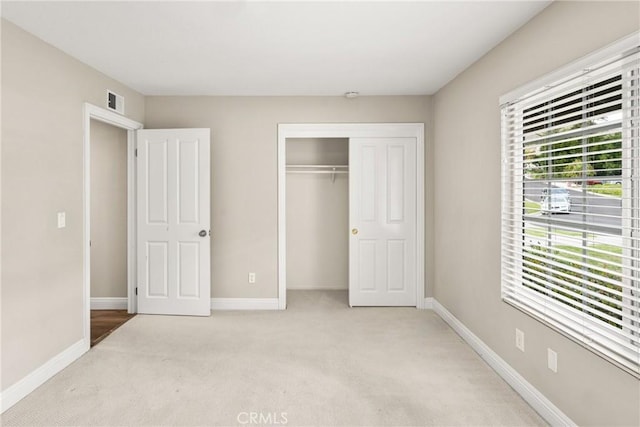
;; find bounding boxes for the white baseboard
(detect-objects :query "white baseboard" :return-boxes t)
[423,297,434,309]
[432,300,575,427]
[90,297,127,310]
[211,298,279,310]
[0,339,87,413]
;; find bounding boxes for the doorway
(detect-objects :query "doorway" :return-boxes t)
[89,119,132,346]
[83,103,143,349]
[277,123,426,310]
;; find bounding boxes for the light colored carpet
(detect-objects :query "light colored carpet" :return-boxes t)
[2,291,546,426]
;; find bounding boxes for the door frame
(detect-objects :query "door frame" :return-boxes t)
[82,103,143,349]
[277,123,425,310]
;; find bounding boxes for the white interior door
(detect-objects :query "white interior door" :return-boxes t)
[137,129,211,316]
[349,137,417,306]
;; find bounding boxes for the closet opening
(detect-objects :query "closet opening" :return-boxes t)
[277,123,426,310]
[285,138,349,308]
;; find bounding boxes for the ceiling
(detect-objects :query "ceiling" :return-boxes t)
[1,1,551,96]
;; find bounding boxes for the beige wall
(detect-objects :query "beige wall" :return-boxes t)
[432,2,640,425]
[13,2,637,422]
[286,138,349,290]
[90,120,128,298]
[144,96,433,298]
[1,20,144,390]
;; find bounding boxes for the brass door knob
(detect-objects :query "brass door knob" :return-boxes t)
[352,228,358,235]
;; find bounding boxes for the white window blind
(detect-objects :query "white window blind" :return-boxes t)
[501,42,640,376]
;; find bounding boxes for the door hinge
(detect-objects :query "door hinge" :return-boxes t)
[135,148,138,157]
[135,287,138,296]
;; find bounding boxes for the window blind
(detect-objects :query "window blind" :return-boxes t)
[501,44,640,375]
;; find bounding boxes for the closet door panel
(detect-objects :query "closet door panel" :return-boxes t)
[387,145,406,223]
[350,137,416,306]
[358,239,378,291]
[360,145,378,222]
[387,239,406,292]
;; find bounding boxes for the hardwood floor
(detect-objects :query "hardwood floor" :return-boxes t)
[91,310,135,347]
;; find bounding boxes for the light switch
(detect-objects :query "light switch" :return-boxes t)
[548,348,558,373]
[515,328,525,352]
[57,212,66,229]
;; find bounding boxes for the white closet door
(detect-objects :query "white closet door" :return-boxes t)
[349,137,417,306]
[137,128,211,316]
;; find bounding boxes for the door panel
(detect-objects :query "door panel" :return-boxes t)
[137,129,210,316]
[387,145,405,223]
[358,240,377,291]
[360,146,377,222]
[387,240,405,291]
[349,137,416,306]
[177,242,200,298]
[147,140,168,224]
[178,139,199,224]
[147,242,168,297]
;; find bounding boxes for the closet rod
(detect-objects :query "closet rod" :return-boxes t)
[285,170,349,174]
[286,164,348,169]
[286,166,349,183]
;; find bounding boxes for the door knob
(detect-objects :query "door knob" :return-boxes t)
[352,228,358,235]
[199,230,207,237]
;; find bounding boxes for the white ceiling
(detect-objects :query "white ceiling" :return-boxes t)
[1,1,551,96]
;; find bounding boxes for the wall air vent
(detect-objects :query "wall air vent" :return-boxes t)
[107,90,125,114]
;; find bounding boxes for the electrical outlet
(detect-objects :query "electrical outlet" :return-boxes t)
[548,348,558,373]
[515,328,525,352]
[57,212,66,229]
[248,273,256,284]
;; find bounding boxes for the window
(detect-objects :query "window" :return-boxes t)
[501,36,640,376]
